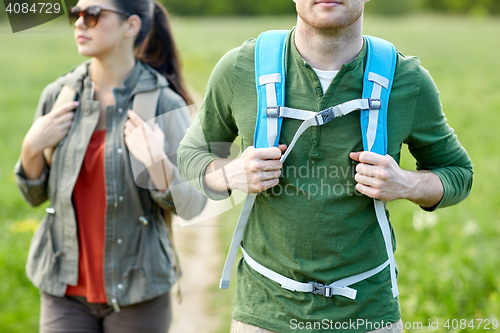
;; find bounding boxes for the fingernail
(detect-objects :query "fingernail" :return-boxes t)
[155,123,159,127]
[127,110,132,114]
[74,102,80,106]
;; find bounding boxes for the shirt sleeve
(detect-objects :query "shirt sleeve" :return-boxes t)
[405,66,473,211]
[14,84,58,207]
[149,88,207,220]
[177,47,240,200]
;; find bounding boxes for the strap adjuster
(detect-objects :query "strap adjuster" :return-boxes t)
[266,106,281,118]
[315,108,336,126]
[310,282,332,297]
[368,98,382,110]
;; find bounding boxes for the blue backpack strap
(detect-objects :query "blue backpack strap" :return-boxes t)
[254,30,289,148]
[361,36,397,155]
[220,30,289,290]
[360,36,400,298]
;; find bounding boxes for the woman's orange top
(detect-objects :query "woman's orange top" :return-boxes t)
[66,130,107,303]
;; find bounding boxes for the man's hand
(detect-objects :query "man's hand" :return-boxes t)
[350,151,444,208]
[205,145,287,194]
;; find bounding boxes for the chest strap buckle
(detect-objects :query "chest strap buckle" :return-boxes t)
[310,282,333,297]
[315,108,336,126]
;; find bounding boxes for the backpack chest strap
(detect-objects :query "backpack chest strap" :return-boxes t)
[268,98,381,163]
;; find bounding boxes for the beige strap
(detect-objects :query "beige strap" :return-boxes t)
[132,88,183,303]
[163,209,183,304]
[44,86,77,166]
[132,88,161,122]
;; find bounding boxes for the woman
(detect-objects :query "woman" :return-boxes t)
[14,0,206,332]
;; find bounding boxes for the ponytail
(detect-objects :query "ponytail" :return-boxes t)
[113,0,193,105]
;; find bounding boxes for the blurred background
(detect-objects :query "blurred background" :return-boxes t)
[0,0,499,332]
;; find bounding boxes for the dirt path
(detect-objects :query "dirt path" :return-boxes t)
[169,199,225,333]
[169,88,225,333]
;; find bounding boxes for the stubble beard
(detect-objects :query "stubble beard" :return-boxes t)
[297,5,364,36]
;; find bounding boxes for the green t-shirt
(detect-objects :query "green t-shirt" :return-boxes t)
[178,29,472,332]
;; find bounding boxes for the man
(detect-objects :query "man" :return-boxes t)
[178,0,473,332]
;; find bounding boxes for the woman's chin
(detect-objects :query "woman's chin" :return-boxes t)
[76,46,98,58]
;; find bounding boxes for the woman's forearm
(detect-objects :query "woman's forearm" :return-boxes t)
[20,139,46,180]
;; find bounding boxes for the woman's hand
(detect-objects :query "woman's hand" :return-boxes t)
[124,111,173,191]
[23,101,78,154]
[20,101,77,179]
[124,110,167,166]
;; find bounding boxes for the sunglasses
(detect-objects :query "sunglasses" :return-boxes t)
[68,6,132,28]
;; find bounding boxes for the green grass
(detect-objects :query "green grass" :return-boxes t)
[1,14,499,332]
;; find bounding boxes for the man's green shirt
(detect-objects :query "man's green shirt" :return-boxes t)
[178,29,472,332]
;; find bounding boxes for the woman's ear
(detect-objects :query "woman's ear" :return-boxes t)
[124,14,141,40]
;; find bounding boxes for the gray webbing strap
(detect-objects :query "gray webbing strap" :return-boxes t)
[241,247,391,300]
[366,73,388,151]
[220,73,282,289]
[273,107,316,121]
[241,247,314,293]
[259,74,281,148]
[332,99,371,117]
[44,85,77,166]
[328,259,390,292]
[365,72,399,298]
[220,193,257,289]
[280,116,318,163]
[275,98,370,121]
[278,99,374,163]
[374,200,399,297]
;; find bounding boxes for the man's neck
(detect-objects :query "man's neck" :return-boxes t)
[294,15,364,71]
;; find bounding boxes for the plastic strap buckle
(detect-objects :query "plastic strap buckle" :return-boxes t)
[368,98,382,110]
[309,281,332,297]
[266,106,281,118]
[315,108,336,126]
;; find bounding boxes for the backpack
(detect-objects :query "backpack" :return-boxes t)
[219,30,399,300]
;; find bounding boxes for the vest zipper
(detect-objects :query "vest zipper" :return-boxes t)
[110,100,121,313]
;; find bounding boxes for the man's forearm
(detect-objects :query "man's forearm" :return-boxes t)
[404,170,444,208]
[203,146,285,194]
[203,159,232,193]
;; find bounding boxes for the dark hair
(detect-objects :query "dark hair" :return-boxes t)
[112,0,193,105]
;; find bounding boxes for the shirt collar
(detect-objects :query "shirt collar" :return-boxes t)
[288,27,368,73]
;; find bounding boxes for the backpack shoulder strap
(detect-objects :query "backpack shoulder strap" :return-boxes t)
[132,87,184,302]
[254,30,289,149]
[43,85,77,166]
[219,30,289,290]
[132,88,161,122]
[361,36,400,298]
[361,36,397,155]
